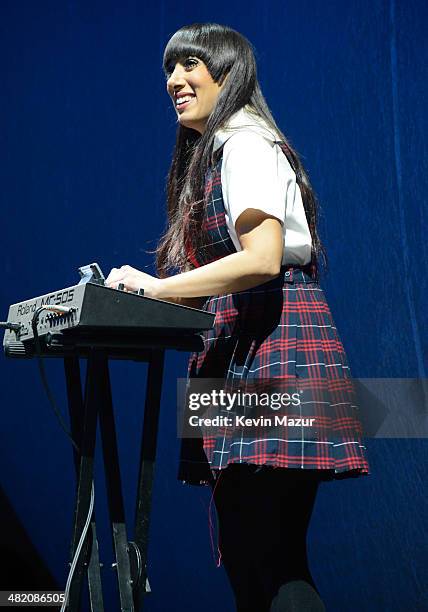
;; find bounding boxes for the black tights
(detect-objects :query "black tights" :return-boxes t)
[210,464,326,612]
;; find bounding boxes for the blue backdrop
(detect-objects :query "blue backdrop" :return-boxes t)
[1,1,427,610]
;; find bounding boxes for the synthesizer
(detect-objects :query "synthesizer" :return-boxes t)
[2,263,215,357]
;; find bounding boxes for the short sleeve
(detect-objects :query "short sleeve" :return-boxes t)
[221,130,293,229]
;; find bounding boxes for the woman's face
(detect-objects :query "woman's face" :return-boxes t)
[166,56,227,134]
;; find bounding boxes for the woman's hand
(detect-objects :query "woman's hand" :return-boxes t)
[105,265,162,298]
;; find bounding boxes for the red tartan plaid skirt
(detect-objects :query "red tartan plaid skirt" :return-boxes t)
[178,145,370,486]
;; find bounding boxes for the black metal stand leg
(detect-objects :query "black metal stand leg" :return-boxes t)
[63,347,167,611]
[97,355,134,612]
[87,523,104,612]
[64,356,85,473]
[64,353,104,611]
[132,349,165,611]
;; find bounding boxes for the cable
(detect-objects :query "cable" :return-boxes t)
[60,480,95,612]
[0,321,22,331]
[31,306,80,453]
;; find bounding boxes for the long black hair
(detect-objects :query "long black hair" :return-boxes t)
[156,22,328,280]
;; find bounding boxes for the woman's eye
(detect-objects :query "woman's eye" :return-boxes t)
[184,58,198,69]
[164,58,198,80]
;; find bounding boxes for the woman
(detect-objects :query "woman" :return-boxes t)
[106,22,369,612]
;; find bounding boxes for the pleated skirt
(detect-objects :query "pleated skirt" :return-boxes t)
[177,265,370,486]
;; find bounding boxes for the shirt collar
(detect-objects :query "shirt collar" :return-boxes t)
[212,104,282,153]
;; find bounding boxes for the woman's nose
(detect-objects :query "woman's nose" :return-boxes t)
[167,64,186,89]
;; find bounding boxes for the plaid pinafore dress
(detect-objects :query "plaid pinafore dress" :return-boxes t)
[178,141,370,486]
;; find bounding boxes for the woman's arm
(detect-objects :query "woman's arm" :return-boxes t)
[106,209,283,299]
[159,264,208,308]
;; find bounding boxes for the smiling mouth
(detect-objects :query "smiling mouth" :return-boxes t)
[176,95,196,111]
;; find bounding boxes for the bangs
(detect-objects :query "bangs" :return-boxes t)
[163,30,210,77]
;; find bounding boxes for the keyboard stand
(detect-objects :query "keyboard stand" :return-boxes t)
[57,334,202,611]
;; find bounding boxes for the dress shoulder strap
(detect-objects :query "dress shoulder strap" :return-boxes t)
[210,145,224,169]
[273,140,303,182]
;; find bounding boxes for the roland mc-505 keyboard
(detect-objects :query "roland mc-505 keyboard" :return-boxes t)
[2,263,215,358]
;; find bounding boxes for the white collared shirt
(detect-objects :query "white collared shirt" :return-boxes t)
[212,105,312,265]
